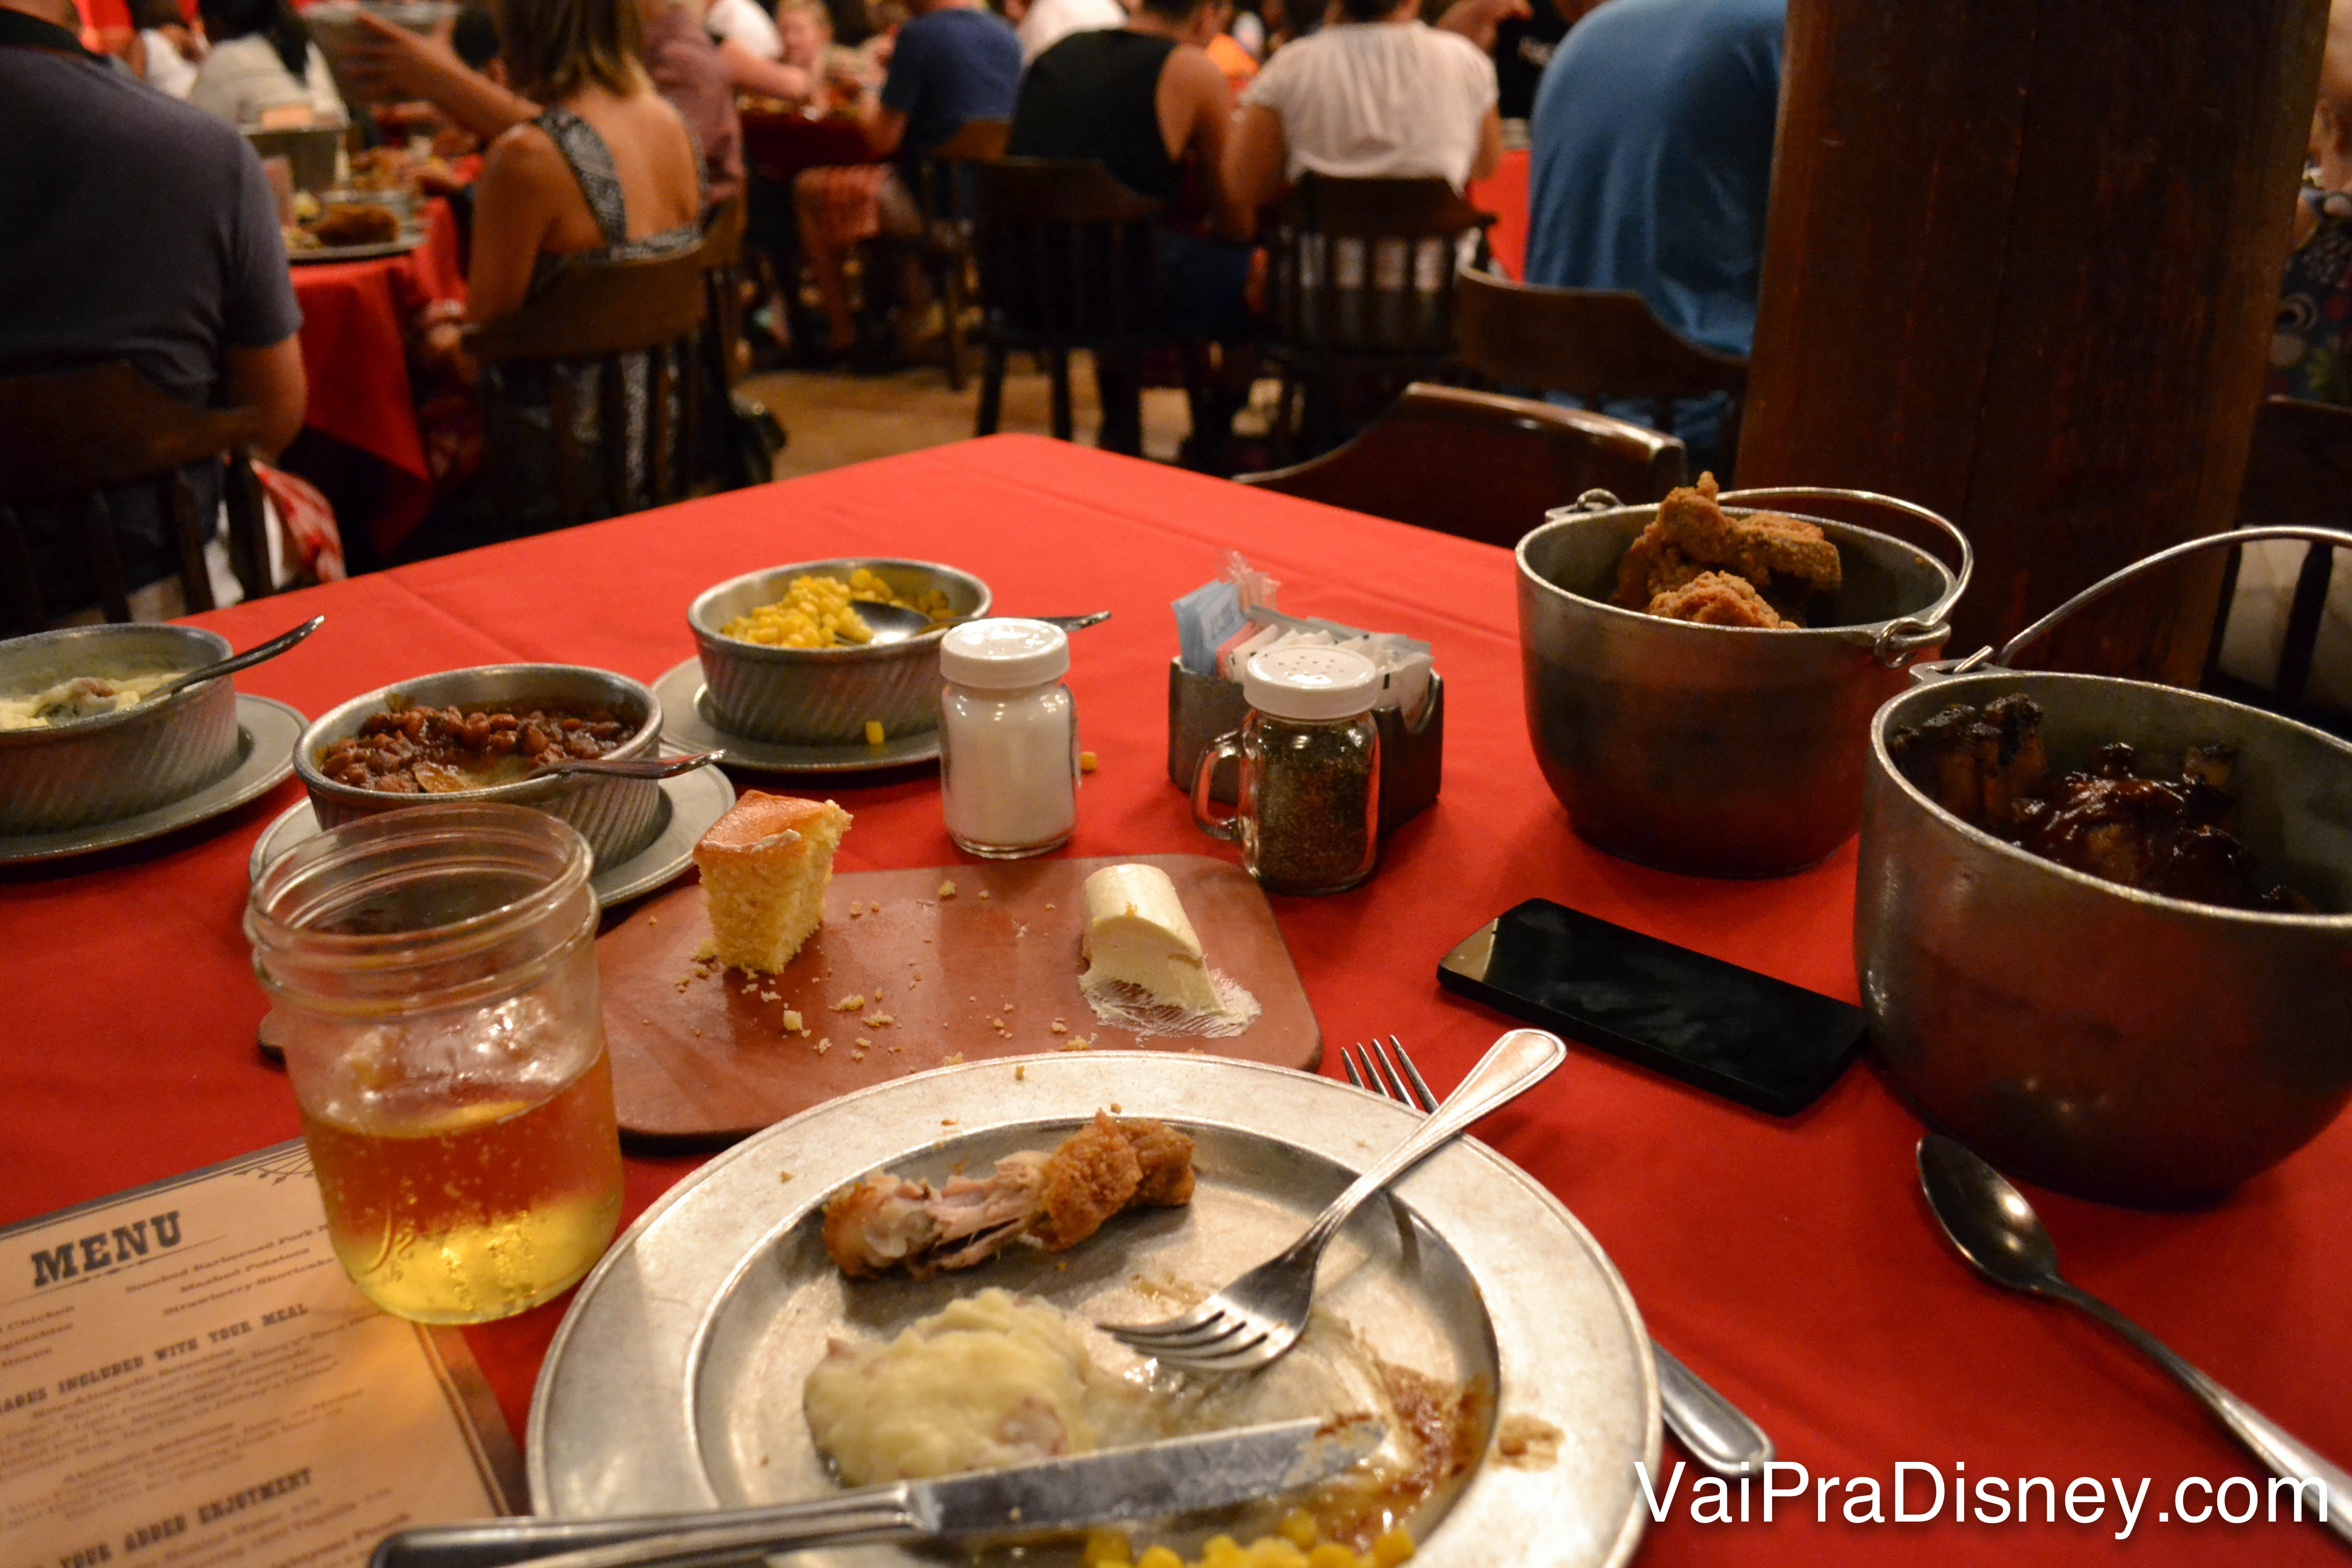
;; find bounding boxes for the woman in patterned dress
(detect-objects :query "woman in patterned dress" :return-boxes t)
[467,0,707,524]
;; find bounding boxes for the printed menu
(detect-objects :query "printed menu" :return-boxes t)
[1,1142,522,1568]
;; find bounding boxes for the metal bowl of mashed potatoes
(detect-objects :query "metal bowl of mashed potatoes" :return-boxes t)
[292,664,665,866]
[0,623,239,835]
[688,559,991,747]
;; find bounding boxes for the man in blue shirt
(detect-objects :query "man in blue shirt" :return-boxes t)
[1524,0,1783,470]
[1,0,305,627]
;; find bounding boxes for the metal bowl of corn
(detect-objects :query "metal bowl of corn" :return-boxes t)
[688,559,991,746]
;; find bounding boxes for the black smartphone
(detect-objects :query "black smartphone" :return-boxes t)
[1436,897,1866,1116]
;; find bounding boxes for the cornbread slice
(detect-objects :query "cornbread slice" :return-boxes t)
[694,792,853,973]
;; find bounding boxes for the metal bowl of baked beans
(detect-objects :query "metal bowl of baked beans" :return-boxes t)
[688,558,991,746]
[292,664,664,867]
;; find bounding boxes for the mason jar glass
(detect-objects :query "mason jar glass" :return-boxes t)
[246,803,623,1324]
[1193,647,1382,895]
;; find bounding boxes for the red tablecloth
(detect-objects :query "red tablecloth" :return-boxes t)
[288,198,467,557]
[1469,146,1530,280]
[5,436,2346,1566]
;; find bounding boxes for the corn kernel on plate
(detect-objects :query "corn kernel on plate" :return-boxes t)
[530,1055,1658,1568]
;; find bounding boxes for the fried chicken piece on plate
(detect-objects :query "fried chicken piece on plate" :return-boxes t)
[820,1112,1196,1278]
[1647,570,1790,627]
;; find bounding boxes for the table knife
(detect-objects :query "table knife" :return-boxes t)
[373,1416,1383,1568]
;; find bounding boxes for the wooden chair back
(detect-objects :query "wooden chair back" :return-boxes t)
[0,361,268,631]
[2209,395,2351,716]
[1455,268,1750,453]
[905,118,1010,391]
[1263,174,1489,358]
[1235,382,1687,548]
[466,244,713,528]
[700,194,750,388]
[972,157,1165,344]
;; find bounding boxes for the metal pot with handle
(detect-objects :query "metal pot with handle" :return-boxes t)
[1516,486,1971,877]
[1859,527,2352,1206]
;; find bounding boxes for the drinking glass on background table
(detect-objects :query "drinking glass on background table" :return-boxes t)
[246,803,624,1324]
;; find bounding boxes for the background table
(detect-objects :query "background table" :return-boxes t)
[1469,146,1530,280]
[4,435,2346,1566]
[286,198,466,561]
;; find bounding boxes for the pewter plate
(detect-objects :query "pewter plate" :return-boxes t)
[247,761,737,907]
[653,658,942,773]
[286,231,428,265]
[0,694,304,866]
[530,1054,1657,1568]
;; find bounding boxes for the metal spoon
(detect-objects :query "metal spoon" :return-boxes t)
[530,750,720,781]
[1917,1134,2352,1542]
[854,606,1111,646]
[154,615,326,699]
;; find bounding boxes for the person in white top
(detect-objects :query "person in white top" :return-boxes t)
[1015,0,1122,63]
[1227,0,1516,207]
[188,0,346,123]
[704,0,837,102]
[128,0,203,97]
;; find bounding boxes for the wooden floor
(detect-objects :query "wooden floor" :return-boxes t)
[739,354,1197,480]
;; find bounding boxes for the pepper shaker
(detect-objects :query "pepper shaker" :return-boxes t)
[938,618,1079,858]
[1191,646,1381,894]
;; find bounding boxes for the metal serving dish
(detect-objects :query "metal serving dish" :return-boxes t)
[531,1052,1657,1568]
[293,664,664,866]
[1860,528,2352,1206]
[1516,486,1970,877]
[0,624,238,834]
[688,559,990,746]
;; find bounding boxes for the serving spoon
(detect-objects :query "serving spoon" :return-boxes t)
[1917,1134,2352,1542]
[153,615,326,699]
[528,749,721,781]
[854,606,1111,646]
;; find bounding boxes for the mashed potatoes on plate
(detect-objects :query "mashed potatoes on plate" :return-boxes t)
[803,1288,1148,1484]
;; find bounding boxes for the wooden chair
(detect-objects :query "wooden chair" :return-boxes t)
[971,157,1183,453]
[1235,382,1686,548]
[0,361,268,634]
[466,244,712,532]
[904,118,1010,391]
[700,194,750,389]
[2205,395,2350,722]
[1454,268,1750,475]
[1260,174,1492,461]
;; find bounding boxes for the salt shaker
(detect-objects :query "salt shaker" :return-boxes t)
[1192,646,1381,894]
[939,618,1079,857]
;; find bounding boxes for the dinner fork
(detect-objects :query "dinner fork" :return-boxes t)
[1099,1027,1567,1373]
[1343,1035,1776,1479]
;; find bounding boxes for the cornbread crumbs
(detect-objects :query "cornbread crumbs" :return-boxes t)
[939,879,956,897]
[816,1037,832,1054]
[978,890,990,899]
[695,939,715,961]
[1079,751,1098,772]
[1015,1064,1027,1080]
[778,1171,792,1183]
[943,1052,965,1065]
[1051,1020,1068,1034]
[887,1041,902,1052]
[647,916,658,926]
[783,1010,803,1031]
[865,720,886,746]
[864,1012,894,1027]
[832,995,864,1011]
[855,1037,871,1048]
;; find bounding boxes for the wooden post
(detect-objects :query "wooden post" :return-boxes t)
[1737,0,2326,679]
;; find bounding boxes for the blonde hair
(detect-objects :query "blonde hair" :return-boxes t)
[498,0,646,100]
[777,0,831,31]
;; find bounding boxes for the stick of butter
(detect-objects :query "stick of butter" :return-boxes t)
[1078,864,1224,1015]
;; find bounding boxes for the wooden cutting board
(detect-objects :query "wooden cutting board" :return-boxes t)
[597,852,1320,1142]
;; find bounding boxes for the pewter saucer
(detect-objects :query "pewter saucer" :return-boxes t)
[248,759,736,907]
[0,694,305,866]
[652,658,942,773]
